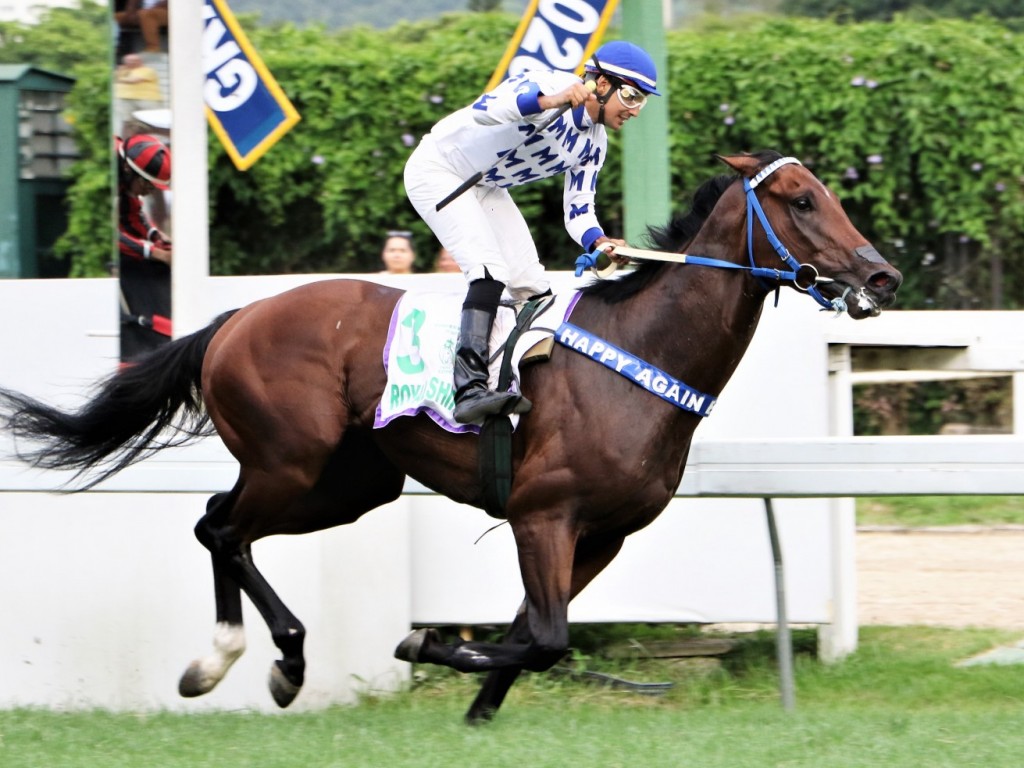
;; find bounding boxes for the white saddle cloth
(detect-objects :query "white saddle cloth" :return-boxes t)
[373,289,580,433]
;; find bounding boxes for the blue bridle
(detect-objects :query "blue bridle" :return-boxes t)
[575,156,850,314]
[742,157,844,312]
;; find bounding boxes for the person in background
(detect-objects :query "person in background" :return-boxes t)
[139,0,169,54]
[114,0,168,55]
[433,247,460,273]
[117,133,172,361]
[403,40,661,423]
[380,231,416,274]
[113,53,163,135]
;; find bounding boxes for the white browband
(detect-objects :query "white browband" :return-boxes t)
[747,156,802,189]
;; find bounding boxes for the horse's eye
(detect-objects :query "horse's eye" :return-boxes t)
[792,196,813,212]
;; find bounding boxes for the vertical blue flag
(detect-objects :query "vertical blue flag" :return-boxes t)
[486,0,620,91]
[203,0,300,170]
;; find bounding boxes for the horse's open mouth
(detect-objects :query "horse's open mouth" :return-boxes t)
[819,282,884,318]
[850,286,883,318]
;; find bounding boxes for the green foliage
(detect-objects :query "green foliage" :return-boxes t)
[216,14,1024,291]
[206,15,524,273]
[59,56,114,277]
[0,0,108,72]
[226,0,529,29]
[665,15,1024,308]
[0,0,113,277]
[780,0,1024,28]
[224,14,1024,297]
[12,8,1024,305]
[853,376,1012,434]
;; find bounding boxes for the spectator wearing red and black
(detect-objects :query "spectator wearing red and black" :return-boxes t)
[117,133,171,263]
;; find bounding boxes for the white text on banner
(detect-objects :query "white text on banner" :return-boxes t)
[486,0,619,91]
[202,0,300,171]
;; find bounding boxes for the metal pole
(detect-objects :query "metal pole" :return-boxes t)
[764,497,796,711]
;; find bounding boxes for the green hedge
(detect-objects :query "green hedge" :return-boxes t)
[17,9,1024,308]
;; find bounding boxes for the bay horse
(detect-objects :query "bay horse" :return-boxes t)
[0,151,901,723]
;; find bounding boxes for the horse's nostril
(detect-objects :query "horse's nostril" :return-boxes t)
[869,270,902,292]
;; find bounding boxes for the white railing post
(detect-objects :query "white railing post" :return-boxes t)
[820,344,858,661]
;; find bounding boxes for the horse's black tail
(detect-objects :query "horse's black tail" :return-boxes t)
[0,309,239,490]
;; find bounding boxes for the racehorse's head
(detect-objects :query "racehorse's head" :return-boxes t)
[718,151,902,319]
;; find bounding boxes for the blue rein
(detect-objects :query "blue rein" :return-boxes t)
[576,156,849,314]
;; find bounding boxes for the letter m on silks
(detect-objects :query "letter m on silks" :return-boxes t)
[203,0,300,171]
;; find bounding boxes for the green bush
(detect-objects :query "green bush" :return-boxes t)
[9,7,1024,309]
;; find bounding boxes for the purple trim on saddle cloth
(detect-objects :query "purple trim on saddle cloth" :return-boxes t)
[565,290,583,318]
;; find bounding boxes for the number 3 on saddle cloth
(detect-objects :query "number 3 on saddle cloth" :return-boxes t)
[373,290,576,433]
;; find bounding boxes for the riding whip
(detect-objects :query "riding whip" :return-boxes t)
[435,80,597,212]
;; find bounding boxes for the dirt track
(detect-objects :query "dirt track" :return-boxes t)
[857,527,1024,630]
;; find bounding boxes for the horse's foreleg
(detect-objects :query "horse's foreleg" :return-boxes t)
[463,602,529,724]
[463,533,626,724]
[397,518,576,674]
[180,492,247,699]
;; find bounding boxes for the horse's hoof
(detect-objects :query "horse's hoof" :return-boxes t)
[465,706,498,726]
[178,660,216,698]
[394,628,438,663]
[268,662,301,708]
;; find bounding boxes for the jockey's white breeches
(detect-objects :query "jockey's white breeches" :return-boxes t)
[404,135,549,302]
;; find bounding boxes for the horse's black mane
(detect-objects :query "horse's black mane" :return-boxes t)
[581,150,784,303]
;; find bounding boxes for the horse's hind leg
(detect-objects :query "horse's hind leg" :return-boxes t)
[203,487,307,707]
[179,490,249,699]
[181,486,308,707]
[183,434,406,707]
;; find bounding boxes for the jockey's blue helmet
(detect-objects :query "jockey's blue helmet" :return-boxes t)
[585,41,661,97]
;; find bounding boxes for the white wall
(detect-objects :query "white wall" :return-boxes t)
[0,492,411,712]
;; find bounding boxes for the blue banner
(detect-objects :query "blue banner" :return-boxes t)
[202,0,300,171]
[486,0,620,91]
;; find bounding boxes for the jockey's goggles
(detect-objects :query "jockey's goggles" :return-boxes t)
[614,82,648,111]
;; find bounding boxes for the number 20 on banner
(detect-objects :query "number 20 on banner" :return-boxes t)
[486,0,619,91]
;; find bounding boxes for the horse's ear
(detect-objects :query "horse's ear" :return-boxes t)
[715,153,761,177]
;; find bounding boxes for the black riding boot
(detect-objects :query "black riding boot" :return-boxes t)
[453,279,532,424]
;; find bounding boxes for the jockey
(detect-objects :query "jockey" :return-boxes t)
[116,133,173,360]
[404,40,661,424]
[117,133,172,264]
